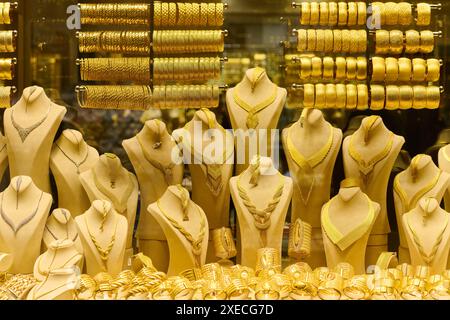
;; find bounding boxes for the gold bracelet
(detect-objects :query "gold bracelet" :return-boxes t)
[398,58,412,82]
[191,3,200,27]
[168,2,177,26]
[413,85,427,109]
[420,30,434,54]
[346,84,357,110]
[311,57,322,78]
[216,3,224,27]
[328,2,338,26]
[338,2,348,26]
[307,29,316,51]
[323,57,334,79]
[303,84,315,108]
[384,2,399,25]
[389,30,404,55]
[385,85,400,110]
[399,85,413,109]
[356,57,367,80]
[370,85,385,110]
[385,57,399,83]
[315,83,326,108]
[412,58,426,82]
[357,2,366,25]
[426,58,440,82]
[160,2,169,27]
[371,57,386,82]
[417,3,431,26]
[300,57,312,79]
[357,84,368,110]
[375,30,390,54]
[398,2,412,25]
[297,29,307,52]
[333,29,342,53]
[324,29,334,52]
[405,30,420,54]
[426,86,440,109]
[319,2,329,26]
[372,2,386,26]
[315,29,325,52]
[310,2,320,25]
[325,84,337,108]
[347,2,357,26]
[343,276,370,300]
[335,57,346,80]
[300,2,311,25]
[335,84,347,109]
[207,3,216,27]
[318,275,344,300]
[341,29,350,53]
[346,57,357,80]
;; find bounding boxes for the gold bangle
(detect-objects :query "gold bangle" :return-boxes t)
[297,29,307,52]
[207,3,216,27]
[389,30,404,55]
[346,57,357,80]
[371,57,386,82]
[417,3,431,26]
[347,2,357,26]
[384,2,399,25]
[357,84,368,110]
[341,29,350,53]
[318,274,344,300]
[375,30,390,54]
[323,57,334,79]
[328,2,338,26]
[303,83,315,108]
[346,84,357,110]
[426,59,440,82]
[315,29,325,52]
[300,2,311,25]
[191,3,200,27]
[336,84,347,109]
[396,263,414,277]
[426,86,440,109]
[385,57,399,83]
[420,30,434,54]
[310,2,320,25]
[398,58,412,82]
[226,279,250,300]
[405,30,420,54]
[343,276,370,300]
[412,58,426,82]
[335,57,346,80]
[168,3,177,26]
[398,2,412,25]
[370,85,385,110]
[414,266,431,280]
[315,83,326,108]
[319,2,329,26]
[399,85,413,109]
[413,85,427,109]
[338,2,348,26]
[325,84,337,108]
[160,2,169,27]
[215,3,224,27]
[356,57,367,80]
[307,29,316,51]
[371,2,386,26]
[324,29,334,53]
[385,85,400,110]
[300,57,312,80]
[355,2,366,26]
[311,57,322,78]
[333,29,342,53]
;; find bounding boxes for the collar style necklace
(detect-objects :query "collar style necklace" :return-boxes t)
[157,199,206,268]
[233,69,278,129]
[287,123,333,206]
[55,143,89,174]
[0,191,44,235]
[11,103,51,143]
[237,171,285,247]
[321,194,375,251]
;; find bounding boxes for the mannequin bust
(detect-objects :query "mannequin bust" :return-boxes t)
[173,109,234,262]
[42,208,83,254]
[148,185,209,276]
[229,156,293,268]
[4,86,67,194]
[80,153,138,267]
[226,67,287,174]
[27,267,78,300]
[0,253,12,273]
[0,133,8,183]
[402,198,450,274]
[123,119,183,272]
[282,108,342,268]
[438,144,450,212]
[50,129,100,217]
[321,179,380,275]
[394,154,450,263]
[343,116,405,266]
[0,176,52,274]
[75,200,128,277]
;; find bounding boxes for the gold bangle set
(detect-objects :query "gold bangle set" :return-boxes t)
[0,30,14,53]
[299,1,366,26]
[0,2,11,24]
[0,57,12,80]
[79,58,150,83]
[153,30,224,54]
[154,57,221,82]
[297,56,367,81]
[371,2,431,26]
[79,3,151,25]
[371,57,440,83]
[297,29,366,53]
[152,84,220,109]
[369,85,440,110]
[78,31,151,54]
[303,83,369,110]
[78,85,152,110]
[154,2,224,28]
[0,86,11,108]
[375,30,435,55]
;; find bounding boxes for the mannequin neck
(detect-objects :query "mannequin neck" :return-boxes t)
[417,198,440,223]
[354,116,389,145]
[95,154,125,182]
[52,209,71,225]
[337,187,363,204]
[296,108,328,133]
[47,239,77,255]
[140,120,172,149]
[244,156,279,186]
[408,155,439,182]
[19,86,50,111]
[192,109,219,131]
[89,200,114,225]
[242,68,272,90]
[58,130,88,155]
[162,185,192,218]
[7,176,37,204]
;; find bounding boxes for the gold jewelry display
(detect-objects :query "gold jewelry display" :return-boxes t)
[153,30,224,54]
[256,248,281,274]
[11,102,51,143]
[405,30,420,54]
[78,31,150,54]
[79,3,150,25]
[416,3,431,26]
[79,58,150,83]
[153,85,220,109]
[153,57,221,82]
[288,218,312,260]
[0,86,11,108]
[212,228,237,261]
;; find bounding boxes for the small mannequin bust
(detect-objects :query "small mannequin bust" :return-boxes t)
[27,267,78,300]
[403,198,450,274]
[0,253,12,273]
[75,200,128,277]
[148,185,209,276]
[173,109,234,262]
[50,129,100,217]
[282,108,342,268]
[226,67,287,174]
[438,144,450,212]
[229,156,293,268]
[42,208,83,254]
[321,179,380,275]
[394,154,450,263]
[4,86,67,194]
[123,119,184,272]
[0,133,8,182]
[0,176,52,274]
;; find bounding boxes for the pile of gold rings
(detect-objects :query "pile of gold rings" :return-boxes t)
[303,83,369,110]
[297,29,367,53]
[79,58,151,82]
[152,85,220,109]
[296,56,367,81]
[370,85,440,110]
[0,86,12,108]
[375,30,435,55]
[154,2,224,28]
[77,85,152,110]
[153,30,224,54]
[78,31,150,54]
[0,58,13,80]
[153,57,221,82]
[371,2,432,26]
[298,1,367,26]
[371,57,440,83]
[80,3,150,25]
[0,2,12,24]
[0,30,15,53]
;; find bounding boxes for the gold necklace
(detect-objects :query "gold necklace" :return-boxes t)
[45,223,78,243]
[11,103,51,143]
[287,123,334,206]
[157,199,206,268]
[237,171,285,247]
[37,252,81,277]
[55,143,90,174]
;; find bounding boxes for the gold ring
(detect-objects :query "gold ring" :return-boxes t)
[324,29,334,52]
[315,83,326,108]
[347,2,357,26]
[297,29,307,52]
[319,2,329,26]
[357,2,366,25]
[333,29,342,52]
[389,30,404,55]
[357,84,368,110]
[315,29,325,52]
[335,56,346,80]
[303,83,315,108]
[311,57,322,78]
[310,2,320,25]
[398,2,412,25]
[328,2,338,26]
[356,57,367,80]
[323,57,334,79]
[300,2,311,25]
[338,2,348,26]
[371,57,386,82]
[375,30,390,54]
[412,58,426,82]
[346,57,357,80]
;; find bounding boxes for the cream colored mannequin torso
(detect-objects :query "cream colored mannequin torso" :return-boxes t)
[75,200,128,277]
[4,86,67,194]
[27,269,78,300]
[123,120,183,272]
[148,186,209,276]
[394,155,450,263]
[402,198,450,274]
[230,157,293,268]
[0,134,8,183]
[321,187,380,275]
[226,68,287,175]
[282,109,342,268]
[438,145,450,212]
[50,130,99,217]
[42,209,83,254]
[0,176,52,273]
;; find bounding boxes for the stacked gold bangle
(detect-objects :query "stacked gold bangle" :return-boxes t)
[0,57,13,80]
[0,86,11,108]
[153,85,220,109]
[153,57,221,82]
[369,85,440,110]
[303,83,368,110]
[297,29,366,53]
[78,85,152,110]
[371,57,440,83]
[153,30,224,54]
[299,2,366,26]
[80,3,150,25]
[78,31,150,54]
[79,58,150,82]
[0,2,11,24]
[0,30,15,53]
[375,30,435,55]
[153,2,224,28]
[370,2,431,26]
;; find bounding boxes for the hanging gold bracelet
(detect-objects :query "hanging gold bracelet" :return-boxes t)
[426,86,440,109]
[346,57,357,80]
[333,29,342,53]
[385,57,399,83]
[297,29,307,51]
[319,2,329,26]
[413,85,427,109]
[375,30,390,54]
[311,57,322,78]
[405,30,420,54]
[384,2,399,25]
[338,2,348,26]
[307,29,316,51]
[385,85,400,110]
[347,2,357,26]
[398,58,412,82]
[398,2,412,25]
[420,30,434,54]
[357,30,367,53]
[324,29,334,53]
[370,85,385,110]
[303,83,315,108]
[341,30,351,53]
[399,85,413,109]
[325,83,337,109]
[335,57,346,80]
[357,84,368,110]
[389,30,404,55]
[335,83,346,109]
[426,59,440,82]
[371,57,386,82]
[356,57,367,80]
[323,57,334,79]
[416,3,431,26]
[357,2,366,25]
[346,84,357,110]
[412,58,426,82]
[328,2,338,26]
[300,2,311,25]
[299,56,312,79]
[310,2,320,25]
[315,83,326,109]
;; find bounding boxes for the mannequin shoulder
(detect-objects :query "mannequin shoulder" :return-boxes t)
[42,191,54,204]
[441,171,450,186]
[51,103,67,116]
[393,134,406,147]
[276,86,288,98]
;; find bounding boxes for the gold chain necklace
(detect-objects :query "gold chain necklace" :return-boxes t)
[237,172,285,247]
[55,143,90,174]
[157,199,206,268]
[45,224,78,243]
[37,252,81,277]
[287,123,334,206]
[11,103,51,143]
